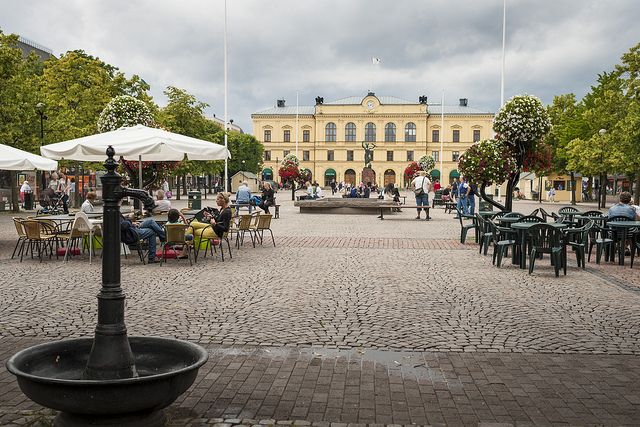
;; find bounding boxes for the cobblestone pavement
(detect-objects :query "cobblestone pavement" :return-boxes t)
[1,195,639,425]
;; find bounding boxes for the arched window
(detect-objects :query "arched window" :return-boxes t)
[325,122,336,142]
[384,123,396,142]
[345,122,356,142]
[405,122,416,142]
[365,122,376,142]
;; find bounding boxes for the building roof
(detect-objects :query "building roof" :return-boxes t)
[231,171,258,179]
[427,105,493,115]
[252,105,316,115]
[324,95,414,105]
[252,96,493,116]
[205,115,244,133]
[16,36,55,61]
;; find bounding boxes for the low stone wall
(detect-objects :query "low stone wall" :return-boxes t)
[294,197,393,214]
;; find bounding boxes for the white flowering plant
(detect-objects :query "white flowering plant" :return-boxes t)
[281,153,300,167]
[493,94,551,149]
[97,95,155,133]
[418,155,435,172]
[458,139,516,186]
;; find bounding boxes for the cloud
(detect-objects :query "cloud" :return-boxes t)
[1,0,638,132]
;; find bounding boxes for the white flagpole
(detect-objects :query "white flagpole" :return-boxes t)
[440,89,444,181]
[296,91,299,158]
[223,0,229,192]
[500,0,506,107]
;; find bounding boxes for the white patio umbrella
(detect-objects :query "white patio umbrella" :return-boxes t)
[0,144,58,171]
[40,124,230,188]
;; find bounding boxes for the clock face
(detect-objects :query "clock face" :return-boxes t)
[367,101,374,109]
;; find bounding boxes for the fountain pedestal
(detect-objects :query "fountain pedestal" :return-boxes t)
[6,147,208,426]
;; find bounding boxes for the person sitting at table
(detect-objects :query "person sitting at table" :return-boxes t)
[190,193,233,241]
[441,185,452,202]
[235,181,252,213]
[167,208,193,259]
[608,191,640,220]
[153,190,172,213]
[259,181,275,214]
[120,212,166,264]
[81,192,97,213]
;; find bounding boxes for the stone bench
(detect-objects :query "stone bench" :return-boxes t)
[293,198,430,220]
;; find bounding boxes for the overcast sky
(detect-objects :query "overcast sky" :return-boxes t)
[2,0,638,132]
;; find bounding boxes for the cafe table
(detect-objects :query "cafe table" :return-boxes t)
[606,221,640,266]
[510,221,568,269]
[497,216,521,227]
[478,211,496,219]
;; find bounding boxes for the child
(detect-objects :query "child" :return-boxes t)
[167,209,193,259]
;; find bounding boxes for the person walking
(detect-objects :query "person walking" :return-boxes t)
[412,171,431,220]
[456,177,469,216]
[451,178,459,203]
[468,182,477,215]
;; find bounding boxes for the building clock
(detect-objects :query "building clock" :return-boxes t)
[366,100,374,109]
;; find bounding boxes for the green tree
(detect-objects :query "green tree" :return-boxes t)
[0,32,43,211]
[40,50,154,143]
[158,87,225,195]
[617,42,640,203]
[546,94,589,204]
[566,72,628,208]
[0,32,42,153]
[227,131,264,178]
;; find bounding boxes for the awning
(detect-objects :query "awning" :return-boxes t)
[262,167,273,175]
[0,144,58,171]
[449,169,460,178]
[325,168,336,176]
[430,169,440,179]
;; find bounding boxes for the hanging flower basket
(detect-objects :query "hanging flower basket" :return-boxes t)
[458,139,516,185]
[523,142,553,175]
[97,95,155,133]
[418,155,435,172]
[493,94,551,149]
[281,154,300,167]
[404,162,421,179]
[279,155,300,183]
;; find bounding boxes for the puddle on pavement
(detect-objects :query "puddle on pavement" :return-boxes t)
[207,345,445,381]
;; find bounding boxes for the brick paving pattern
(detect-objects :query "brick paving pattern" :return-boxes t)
[1,196,639,425]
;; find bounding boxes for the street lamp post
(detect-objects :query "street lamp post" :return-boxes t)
[598,129,607,209]
[35,102,47,192]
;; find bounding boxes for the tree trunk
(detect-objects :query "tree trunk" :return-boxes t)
[208,174,213,194]
[539,176,543,204]
[291,180,296,201]
[175,176,180,200]
[480,183,506,211]
[635,173,640,205]
[10,172,19,212]
[504,171,519,212]
[182,175,187,196]
[570,172,576,205]
[600,173,607,209]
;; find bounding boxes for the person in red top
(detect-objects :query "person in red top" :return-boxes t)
[433,179,441,192]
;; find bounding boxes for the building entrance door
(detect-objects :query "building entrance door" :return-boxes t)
[344,169,356,186]
[383,169,396,186]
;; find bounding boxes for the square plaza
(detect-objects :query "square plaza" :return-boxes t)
[1,196,639,426]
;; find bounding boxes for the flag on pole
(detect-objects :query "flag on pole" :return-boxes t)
[371,57,380,65]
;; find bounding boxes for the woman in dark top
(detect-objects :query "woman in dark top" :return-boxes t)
[259,182,275,214]
[191,193,232,239]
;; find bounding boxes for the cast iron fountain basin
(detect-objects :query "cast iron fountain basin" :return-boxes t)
[6,336,208,426]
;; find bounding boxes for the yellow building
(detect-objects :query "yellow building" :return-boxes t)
[251,93,494,187]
